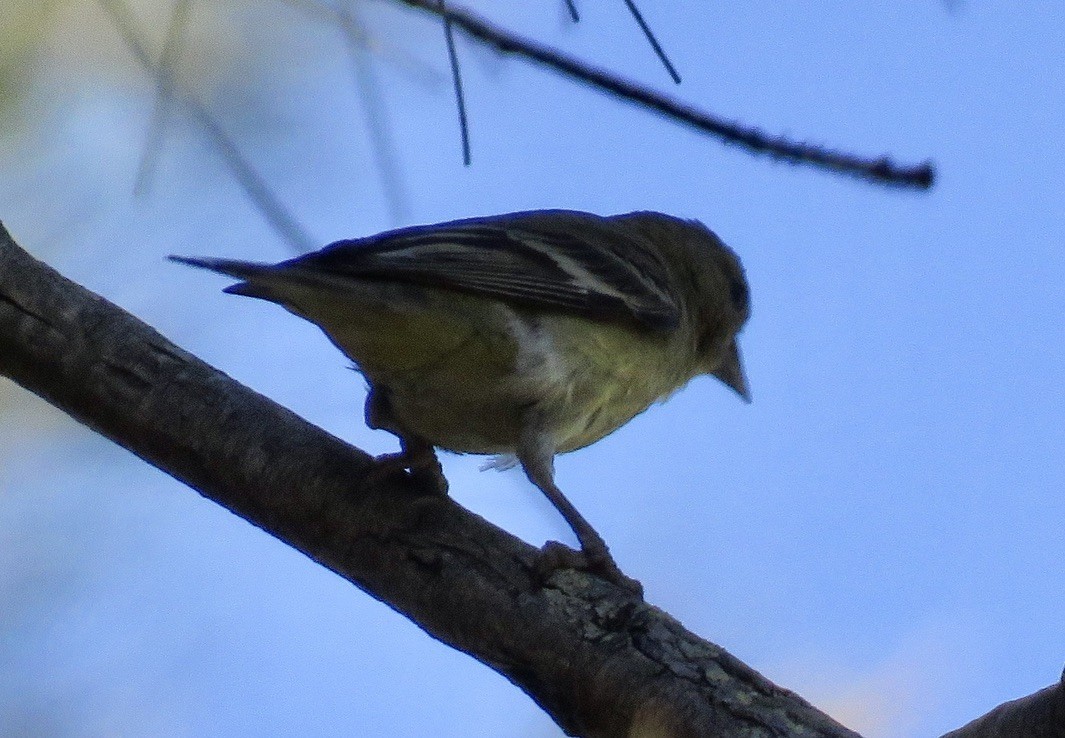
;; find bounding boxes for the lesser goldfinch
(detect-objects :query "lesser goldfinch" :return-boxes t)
[171,210,750,593]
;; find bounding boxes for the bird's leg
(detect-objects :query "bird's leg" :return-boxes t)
[518,423,642,596]
[364,385,448,495]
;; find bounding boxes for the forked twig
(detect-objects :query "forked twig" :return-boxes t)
[98,0,316,251]
[395,0,935,188]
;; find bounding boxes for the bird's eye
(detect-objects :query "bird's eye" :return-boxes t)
[727,270,749,315]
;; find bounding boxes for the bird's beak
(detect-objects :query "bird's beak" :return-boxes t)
[712,339,751,403]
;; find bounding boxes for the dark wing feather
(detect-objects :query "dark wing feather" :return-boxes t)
[294,216,680,330]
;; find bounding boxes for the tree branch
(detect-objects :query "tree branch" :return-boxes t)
[0,222,867,736]
[390,0,935,189]
[940,672,1065,738]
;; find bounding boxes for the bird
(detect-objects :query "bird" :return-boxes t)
[171,209,750,594]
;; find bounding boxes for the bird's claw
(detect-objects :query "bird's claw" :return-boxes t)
[365,451,449,496]
[534,540,644,597]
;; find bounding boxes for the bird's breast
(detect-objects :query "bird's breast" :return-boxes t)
[510,312,695,454]
[319,295,694,456]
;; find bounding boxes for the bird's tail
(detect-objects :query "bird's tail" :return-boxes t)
[168,255,271,280]
[168,255,278,298]
[170,253,392,305]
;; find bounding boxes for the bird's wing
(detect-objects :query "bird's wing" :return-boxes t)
[298,217,680,330]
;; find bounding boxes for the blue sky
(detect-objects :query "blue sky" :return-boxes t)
[1,2,1063,736]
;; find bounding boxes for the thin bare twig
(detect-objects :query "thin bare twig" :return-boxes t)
[440,0,472,166]
[284,0,444,87]
[133,0,192,197]
[97,0,317,251]
[394,0,935,189]
[621,0,680,84]
[286,0,466,176]
[563,0,579,23]
[336,1,412,222]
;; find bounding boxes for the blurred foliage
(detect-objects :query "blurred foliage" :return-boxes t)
[0,0,67,134]
[0,0,305,150]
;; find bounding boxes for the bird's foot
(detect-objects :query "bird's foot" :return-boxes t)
[534,540,643,598]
